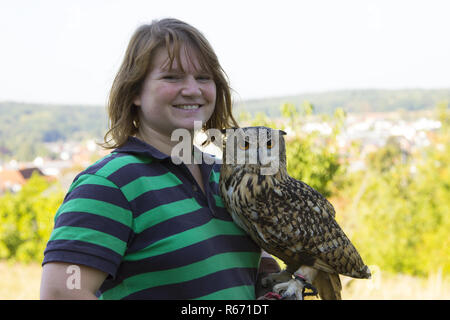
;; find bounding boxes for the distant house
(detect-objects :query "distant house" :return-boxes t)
[0,167,45,193]
[19,167,45,179]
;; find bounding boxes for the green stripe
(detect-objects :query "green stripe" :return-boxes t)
[193,285,255,300]
[121,172,182,201]
[68,174,119,194]
[100,251,260,300]
[88,152,114,168]
[134,198,202,233]
[49,226,127,255]
[213,194,224,208]
[55,198,132,227]
[209,170,220,183]
[124,219,246,261]
[95,154,152,178]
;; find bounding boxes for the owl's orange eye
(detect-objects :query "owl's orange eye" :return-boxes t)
[267,140,273,149]
[239,140,250,150]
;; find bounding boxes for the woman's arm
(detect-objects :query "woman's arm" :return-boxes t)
[255,250,281,298]
[40,262,108,300]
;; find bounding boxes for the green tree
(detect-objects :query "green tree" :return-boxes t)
[436,101,449,131]
[367,136,404,172]
[351,122,450,276]
[0,174,63,262]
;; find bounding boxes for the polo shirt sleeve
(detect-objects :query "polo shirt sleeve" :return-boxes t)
[43,173,133,278]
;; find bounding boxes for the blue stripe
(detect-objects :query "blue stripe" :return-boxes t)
[83,152,120,175]
[54,211,133,243]
[65,184,130,211]
[131,184,195,217]
[107,163,171,188]
[120,268,256,300]
[126,207,209,253]
[44,239,123,276]
[111,235,259,281]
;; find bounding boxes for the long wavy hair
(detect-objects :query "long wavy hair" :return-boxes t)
[102,18,238,149]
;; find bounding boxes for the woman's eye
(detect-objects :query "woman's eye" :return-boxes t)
[163,75,180,80]
[197,75,212,81]
[161,72,183,80]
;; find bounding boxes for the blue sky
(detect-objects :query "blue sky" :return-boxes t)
[1,0,449,105]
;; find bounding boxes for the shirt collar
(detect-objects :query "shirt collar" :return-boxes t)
[114,136,171,160]
[114,136,218,171]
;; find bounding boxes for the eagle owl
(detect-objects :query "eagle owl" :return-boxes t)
[219,126,371,300]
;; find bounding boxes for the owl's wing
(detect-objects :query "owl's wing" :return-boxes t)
[256,178,370,279]
[295,179,336,219]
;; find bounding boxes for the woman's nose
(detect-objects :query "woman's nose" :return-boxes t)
[181,76,202,97]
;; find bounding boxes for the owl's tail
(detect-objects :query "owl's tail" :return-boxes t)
[312,271,342,300]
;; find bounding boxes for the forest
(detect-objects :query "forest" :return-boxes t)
[0,102,107,161]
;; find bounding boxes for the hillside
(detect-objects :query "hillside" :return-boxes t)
[234,88,450,117]
[0,88,449,161]
[0,102,108,161]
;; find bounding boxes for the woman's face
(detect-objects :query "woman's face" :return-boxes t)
[134,45,216,138]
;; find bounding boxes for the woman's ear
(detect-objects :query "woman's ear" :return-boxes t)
[133,95,142,106]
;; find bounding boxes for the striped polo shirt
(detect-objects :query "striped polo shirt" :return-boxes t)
[43,136,261,299]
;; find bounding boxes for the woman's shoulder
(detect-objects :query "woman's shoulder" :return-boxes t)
[72,151,154,185]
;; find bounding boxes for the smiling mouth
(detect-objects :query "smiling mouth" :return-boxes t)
[173,104,202,110]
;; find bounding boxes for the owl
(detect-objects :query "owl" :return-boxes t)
[219,126,371,300]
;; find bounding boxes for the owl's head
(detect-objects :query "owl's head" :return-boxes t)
[221,126,287,176]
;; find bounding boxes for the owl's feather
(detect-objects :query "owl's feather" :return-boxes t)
[219,126,370,300]
[313,270,342,300]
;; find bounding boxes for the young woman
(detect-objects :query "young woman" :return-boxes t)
[40,18,279,300]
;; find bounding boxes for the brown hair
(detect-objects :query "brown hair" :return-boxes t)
[102,18,238,149]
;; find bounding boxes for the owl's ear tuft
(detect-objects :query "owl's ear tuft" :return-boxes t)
[279,130,287,136]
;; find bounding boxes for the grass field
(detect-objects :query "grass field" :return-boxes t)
[1,261,448,300]
[0,261,42,300]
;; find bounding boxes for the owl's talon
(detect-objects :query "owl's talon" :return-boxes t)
[270,275,318,300]
[261,269,293,288]
[294,274,318,297]
[273,279,305,300]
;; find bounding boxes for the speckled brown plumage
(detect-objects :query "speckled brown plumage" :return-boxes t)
[219,126,370,299]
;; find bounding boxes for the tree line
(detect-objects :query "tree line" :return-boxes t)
[1,88,449,161]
